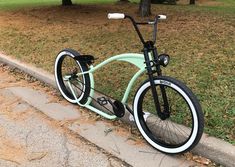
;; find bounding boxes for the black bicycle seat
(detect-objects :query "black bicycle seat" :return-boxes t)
[74,55,95,65]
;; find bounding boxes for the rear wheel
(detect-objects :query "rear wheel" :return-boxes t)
[54,49,90,104]
[133,76,204,154]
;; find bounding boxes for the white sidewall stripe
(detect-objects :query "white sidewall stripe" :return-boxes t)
[133,79,198,154]
[55,51,86,103]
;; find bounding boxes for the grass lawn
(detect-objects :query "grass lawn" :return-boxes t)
[0,0,121,10]
[0,0,234,144]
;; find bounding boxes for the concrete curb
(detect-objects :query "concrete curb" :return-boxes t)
[1,52,235,167]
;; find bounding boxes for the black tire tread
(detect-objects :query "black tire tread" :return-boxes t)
[55,49,91,104]
[133,75,204,154]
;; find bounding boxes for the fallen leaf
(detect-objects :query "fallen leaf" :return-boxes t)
[28,152,47,161]
[193,155,211,165]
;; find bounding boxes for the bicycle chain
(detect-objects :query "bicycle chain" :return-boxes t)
[69,79,116,115]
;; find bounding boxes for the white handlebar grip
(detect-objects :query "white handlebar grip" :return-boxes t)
[108,13,125,19]
[158,15,167,20]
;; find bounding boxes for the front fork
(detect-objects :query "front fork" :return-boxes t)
[143,47,170,120]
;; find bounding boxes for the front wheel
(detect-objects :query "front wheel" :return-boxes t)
[133,76,204,154]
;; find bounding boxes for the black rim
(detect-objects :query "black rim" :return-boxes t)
[137,81,195,149]
[57,55,74,100]
[56,53,90,104]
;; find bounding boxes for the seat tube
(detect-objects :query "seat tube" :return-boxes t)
[143,47,163,118]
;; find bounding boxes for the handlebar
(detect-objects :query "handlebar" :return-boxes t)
[108,13,125,19]
[158,15,167,20]
[107,13,166,45]
[108,13,166,21]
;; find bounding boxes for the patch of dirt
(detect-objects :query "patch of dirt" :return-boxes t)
[0,134,27,165]
[177,0,223,6]
[197,0,223,6]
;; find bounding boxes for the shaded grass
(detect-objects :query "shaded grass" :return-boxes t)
[0,1,234,144]
[0,0,120,10]
[0,0,59,10]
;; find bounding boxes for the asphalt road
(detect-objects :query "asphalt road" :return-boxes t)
[0,67,128,167]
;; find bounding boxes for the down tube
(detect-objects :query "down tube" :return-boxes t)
[121,68,146,104]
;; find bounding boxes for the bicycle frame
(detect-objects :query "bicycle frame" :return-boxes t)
[67,14,170,120]
[67,53,149,120]
[55,14,204,154]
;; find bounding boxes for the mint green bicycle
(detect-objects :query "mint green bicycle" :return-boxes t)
[54,13,204,154]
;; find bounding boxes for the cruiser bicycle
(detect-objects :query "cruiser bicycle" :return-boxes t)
[54,13,204,154]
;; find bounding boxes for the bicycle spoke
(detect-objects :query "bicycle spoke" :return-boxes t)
[136,78,197,150]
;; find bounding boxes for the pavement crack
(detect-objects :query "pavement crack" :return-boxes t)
[25,130,33,148]
[62,134,71,167]
[0,157,21,165]
[110,136,120,155]
[158,154,167,167]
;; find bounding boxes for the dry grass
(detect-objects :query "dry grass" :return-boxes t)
[0,2,234,143]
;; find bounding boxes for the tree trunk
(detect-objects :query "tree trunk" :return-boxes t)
[139,0,151,17]
[189,0,195,5]
[151,0,176,4]
[151,0,165,4]
[62,0,73,6]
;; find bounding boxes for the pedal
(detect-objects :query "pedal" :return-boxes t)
[97,97,108,106]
